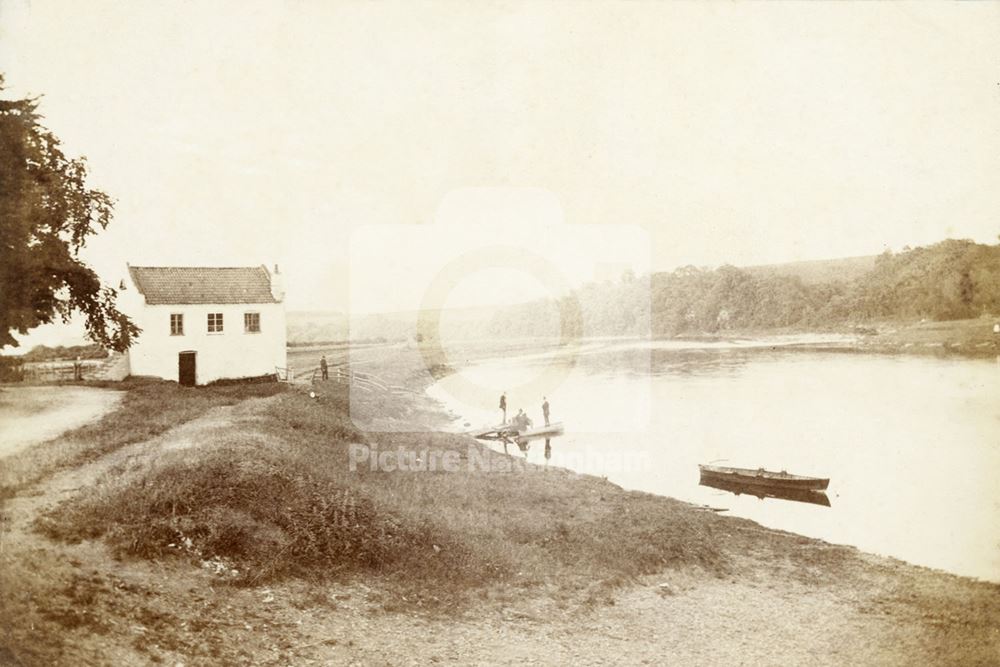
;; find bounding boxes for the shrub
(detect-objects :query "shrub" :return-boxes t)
[38,443,430,585]
[0,355,23,381]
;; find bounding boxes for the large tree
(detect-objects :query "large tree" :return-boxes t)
[0,75,138,351]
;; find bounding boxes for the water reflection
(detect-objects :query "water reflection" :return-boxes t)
[699,477,832,507]
[430,343,1000,581]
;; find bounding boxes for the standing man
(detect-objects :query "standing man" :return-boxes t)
[320,355,329,381]
[499,391,507,424]
[542,396,550,426]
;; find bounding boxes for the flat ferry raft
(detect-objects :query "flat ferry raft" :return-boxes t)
[470,422,564,443]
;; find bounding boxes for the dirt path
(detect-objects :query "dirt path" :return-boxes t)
[1,394,998,666]
[0,398,287,665]
[0,386,123,458]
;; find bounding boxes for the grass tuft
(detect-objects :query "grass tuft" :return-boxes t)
[38,442,439,585]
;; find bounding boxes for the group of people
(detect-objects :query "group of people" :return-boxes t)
[497,391,555,461]
[499,392,551,432]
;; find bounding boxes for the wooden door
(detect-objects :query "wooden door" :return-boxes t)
[178,351,196,386]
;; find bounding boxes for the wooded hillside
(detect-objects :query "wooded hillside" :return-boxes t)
[647,239,1000,336]
[285,239,1000,343]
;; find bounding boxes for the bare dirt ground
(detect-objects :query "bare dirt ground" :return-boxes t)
[2,391,998,666]
[0,386,123,458]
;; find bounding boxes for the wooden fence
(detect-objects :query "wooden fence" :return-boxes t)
[309,364,417,395]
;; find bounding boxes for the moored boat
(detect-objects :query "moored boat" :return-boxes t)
[698,464,829,491]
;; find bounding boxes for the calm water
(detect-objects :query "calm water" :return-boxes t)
[428,342,1000,582]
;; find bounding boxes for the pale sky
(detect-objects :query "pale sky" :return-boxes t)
[1,1,998,328]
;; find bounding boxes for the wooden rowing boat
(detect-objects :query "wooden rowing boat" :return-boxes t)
[698,464,829,491]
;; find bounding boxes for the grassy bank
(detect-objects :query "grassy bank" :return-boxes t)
[36,381,736,610]
[0,379,286,500]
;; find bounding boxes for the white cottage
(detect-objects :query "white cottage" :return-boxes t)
[120,264,287,386]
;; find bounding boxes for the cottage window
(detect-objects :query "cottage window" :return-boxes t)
[170,313,184,336]
[207,312,224,333]
[244,312,260,333]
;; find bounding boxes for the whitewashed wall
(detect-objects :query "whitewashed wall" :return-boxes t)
[125,301,287,385]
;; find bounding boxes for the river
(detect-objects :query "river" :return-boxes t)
[427,340,1000,582]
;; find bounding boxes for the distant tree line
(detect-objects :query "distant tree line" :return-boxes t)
[488,239,1000,338]
[283,239,1000,344]
[18,343,108,362]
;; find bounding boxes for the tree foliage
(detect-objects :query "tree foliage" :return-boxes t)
[0,75,138,350]
[645,239,1000,336]
[481,239,1000,339]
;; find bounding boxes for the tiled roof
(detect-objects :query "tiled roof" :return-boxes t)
[128,266,277,305]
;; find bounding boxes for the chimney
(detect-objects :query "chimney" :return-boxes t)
[270,264,285,302]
